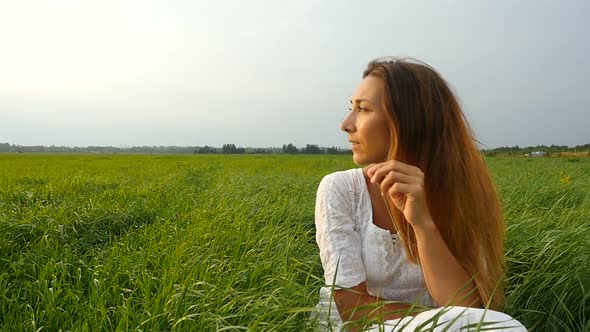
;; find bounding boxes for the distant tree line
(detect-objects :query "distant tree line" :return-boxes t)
[0,142,352,155]
[2,142,588,156]
[221,144,245,154]
[481,143,590,157]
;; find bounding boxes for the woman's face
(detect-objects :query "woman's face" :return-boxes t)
[340,75,391,166]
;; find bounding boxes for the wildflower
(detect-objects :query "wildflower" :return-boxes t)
[560,171,572,184]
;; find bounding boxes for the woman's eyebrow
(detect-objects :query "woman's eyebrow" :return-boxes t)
[350,98,371,104]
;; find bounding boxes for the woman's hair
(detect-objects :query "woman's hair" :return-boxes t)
[363,57,506,309]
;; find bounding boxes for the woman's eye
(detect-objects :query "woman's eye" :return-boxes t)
[347,106,366,112]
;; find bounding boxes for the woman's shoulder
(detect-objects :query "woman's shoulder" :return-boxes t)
[318,168,363,192]
[316,169,367,213]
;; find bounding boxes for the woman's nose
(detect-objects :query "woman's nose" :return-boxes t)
[340,112,355,133]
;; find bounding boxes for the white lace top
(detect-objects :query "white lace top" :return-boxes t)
[313,168,435,326]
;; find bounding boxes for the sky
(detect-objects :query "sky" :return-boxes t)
[0,0,588,149]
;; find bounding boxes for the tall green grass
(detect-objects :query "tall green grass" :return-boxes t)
[0,154,588,331]
[492,157,590,331]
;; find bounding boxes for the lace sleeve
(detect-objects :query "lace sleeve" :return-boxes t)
[315,173,366,289]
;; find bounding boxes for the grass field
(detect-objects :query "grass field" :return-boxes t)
[0,154,588,331]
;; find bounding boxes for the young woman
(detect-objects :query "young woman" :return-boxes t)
[312,57,527,331]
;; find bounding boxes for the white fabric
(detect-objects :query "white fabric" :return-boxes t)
[311,168,527,331]
[369,306,527,331]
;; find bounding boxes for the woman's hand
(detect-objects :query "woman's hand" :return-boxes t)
[366,160,433,229]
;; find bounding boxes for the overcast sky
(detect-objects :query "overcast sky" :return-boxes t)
[0,0,588,149]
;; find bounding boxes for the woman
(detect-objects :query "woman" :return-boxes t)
[311,57,527,331]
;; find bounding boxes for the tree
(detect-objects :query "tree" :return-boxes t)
[282,143,298,154]
[221,144,246,154]
[222,144,237,154]
[195,145,215,154]
[326,146,340,154]
[304,144,322,154]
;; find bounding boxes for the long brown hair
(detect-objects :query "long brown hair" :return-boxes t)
[363,57,506,309]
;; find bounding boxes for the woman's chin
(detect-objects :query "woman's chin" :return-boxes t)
[352,153,385,166]
[352,154,368,166]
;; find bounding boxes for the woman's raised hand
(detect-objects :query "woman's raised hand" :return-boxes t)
[366,160,433,229]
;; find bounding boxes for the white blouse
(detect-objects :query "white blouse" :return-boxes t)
[312,168,435,328]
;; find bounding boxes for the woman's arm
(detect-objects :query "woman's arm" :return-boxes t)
[413,220,482,307]
[334,221,482,332]
[334,282,426,330]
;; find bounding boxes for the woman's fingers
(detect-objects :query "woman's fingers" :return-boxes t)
[378,171,414,194]
[368,160,423,182]
[370,164,397,184]
[367,162,429,224]
[387,182,418,196]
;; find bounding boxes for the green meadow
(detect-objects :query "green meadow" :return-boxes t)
[0,154,588,331]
